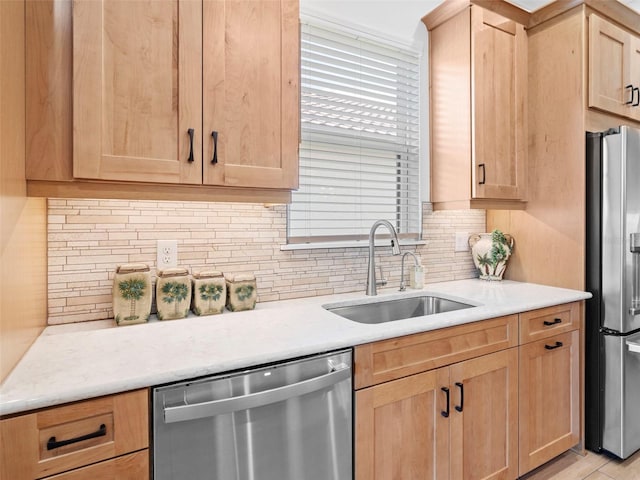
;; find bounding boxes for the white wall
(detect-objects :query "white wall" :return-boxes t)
[300,0,440,201]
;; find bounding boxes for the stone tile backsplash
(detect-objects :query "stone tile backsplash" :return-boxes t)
[47,199,485,324]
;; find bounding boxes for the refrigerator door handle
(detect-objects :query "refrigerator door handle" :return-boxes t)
[632,233,640,316]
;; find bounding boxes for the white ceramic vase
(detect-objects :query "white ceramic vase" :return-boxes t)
[468,231,515,281]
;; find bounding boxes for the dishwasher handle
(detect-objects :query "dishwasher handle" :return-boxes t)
[163,365,351,424]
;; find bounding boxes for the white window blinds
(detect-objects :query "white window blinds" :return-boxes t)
[288,20,421,244]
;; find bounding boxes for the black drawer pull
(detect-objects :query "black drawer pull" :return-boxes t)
[211,131,218,164]
[187,128,195,162]
[633,87,640,107]
[543,318,562,326]
[478,163,486,185]
[47,424,107,450]
[455,382,464,413]
[441,387,450,418]
[626,84,634,105]
[544,341,563,350]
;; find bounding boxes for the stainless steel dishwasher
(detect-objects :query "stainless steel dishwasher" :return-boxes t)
[152,349,352,480]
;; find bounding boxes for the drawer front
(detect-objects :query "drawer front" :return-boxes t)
[354,315,519,389]
[519,302,581,344]
[0,389,148,480]
[42,450,149,480]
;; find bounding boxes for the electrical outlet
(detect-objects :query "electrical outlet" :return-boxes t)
[157,240,178,269]
[455,232,470,252]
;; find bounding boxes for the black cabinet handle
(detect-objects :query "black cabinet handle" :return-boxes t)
[187,128,195,163]
[478,163,486,185]
[441,387,450,418]
[633,87,640,107]
[211,131,218,164]
[455,382,464,413]
[47,424,106,451]
[626,84,634,105]
[544,341,563,350]
[543,318,562,326]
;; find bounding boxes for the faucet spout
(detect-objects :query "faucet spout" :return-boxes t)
[366,220,401,296]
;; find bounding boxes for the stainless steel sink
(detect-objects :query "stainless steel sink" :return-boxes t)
[324,294,474,324]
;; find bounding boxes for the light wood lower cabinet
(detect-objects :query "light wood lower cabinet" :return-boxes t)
[355,302,582,480]
[449,349,518,480]
[42,450,148,480]
[519,330,580,475]
[356,368,450,480]
[0,389,149,480]
[354,311,520,480]
[354,315,518,389]
[356,349,518,480]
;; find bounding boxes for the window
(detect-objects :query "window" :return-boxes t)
[288,19,421,244]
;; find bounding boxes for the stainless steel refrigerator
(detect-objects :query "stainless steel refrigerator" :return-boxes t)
[586,126,640,460]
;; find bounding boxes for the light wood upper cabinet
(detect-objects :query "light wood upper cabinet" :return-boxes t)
[203,0,299,189]
[471,9,527,202]
[68,0,298,194]
[424,5,527,210]
[631,36,640,108]
[73,0,203,184]
[589,14,640,122]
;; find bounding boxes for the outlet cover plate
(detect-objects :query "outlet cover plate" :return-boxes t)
[455,232,470,252]
[157,240,178,269]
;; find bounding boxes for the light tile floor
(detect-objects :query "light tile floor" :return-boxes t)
[520,449,640,480]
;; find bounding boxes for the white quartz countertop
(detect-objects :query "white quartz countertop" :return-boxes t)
[0,279,591,416]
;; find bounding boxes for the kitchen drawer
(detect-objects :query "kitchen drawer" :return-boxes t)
[354,314,518,389]
[0,389,148,480]
[42,450,148,480]
[519,302,580,344]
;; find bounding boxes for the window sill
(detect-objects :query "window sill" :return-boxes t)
[280,239,426,251]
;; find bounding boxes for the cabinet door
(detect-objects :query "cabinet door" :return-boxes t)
[355,368,450,480]
[588,14,634,118]
[519,330,580,476]
[73,0,202,184]
[203,0,299,189]
[630,36,640,121]
[449,348,518,480]
[471,8,526,201]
